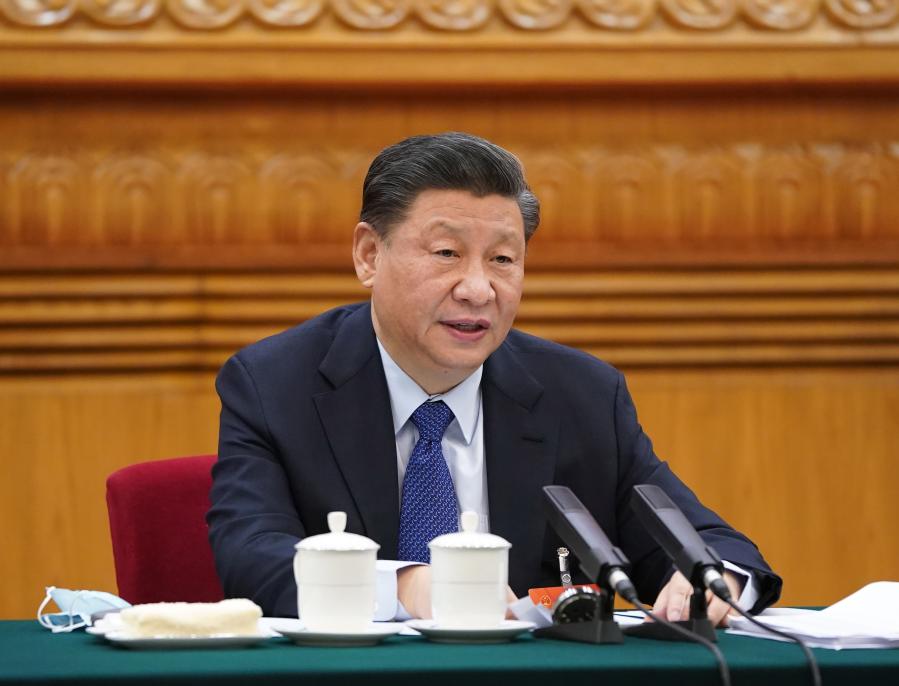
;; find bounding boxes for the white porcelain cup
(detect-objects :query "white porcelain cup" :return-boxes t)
[429,511,511,629]
[294,512,379,632]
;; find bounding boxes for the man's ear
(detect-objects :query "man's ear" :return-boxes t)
[352,222,380,289]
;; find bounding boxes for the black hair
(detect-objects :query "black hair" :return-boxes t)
[360,132,540,241]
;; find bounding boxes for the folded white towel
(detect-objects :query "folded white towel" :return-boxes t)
[119,598,262,637]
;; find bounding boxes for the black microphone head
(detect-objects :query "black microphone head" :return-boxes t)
[542,485,630,585]
[630,484,723,588]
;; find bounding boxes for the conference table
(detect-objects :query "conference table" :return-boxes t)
[2,620,897,686]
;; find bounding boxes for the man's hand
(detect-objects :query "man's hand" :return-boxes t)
[397,565,433,619]
[505,587,518,619]
[397,565,520,620]
[651,570,743,627]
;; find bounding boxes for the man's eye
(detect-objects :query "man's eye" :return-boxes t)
[435,249,457,258]
[494,255,513,264]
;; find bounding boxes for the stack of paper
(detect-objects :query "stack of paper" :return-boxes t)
[728,581,899,649]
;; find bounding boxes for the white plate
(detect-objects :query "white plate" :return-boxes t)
[104,631,269,649]
[266,619,405,647]
[406,619,534,644]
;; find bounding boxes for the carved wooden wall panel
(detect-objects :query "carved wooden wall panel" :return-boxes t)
[1,0,898,32]
[2,92,898,270]
[2,3,898,620]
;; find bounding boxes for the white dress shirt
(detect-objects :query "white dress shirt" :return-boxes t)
[371,339,758,620]
[379,340,489,531]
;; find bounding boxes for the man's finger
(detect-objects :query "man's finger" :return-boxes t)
[652,571,689,622]
[665,572,694,622]
[667,587,690,621]
[650,584,671,621]
[707,596,731,627]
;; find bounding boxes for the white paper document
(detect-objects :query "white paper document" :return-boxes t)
[727,581,899,649]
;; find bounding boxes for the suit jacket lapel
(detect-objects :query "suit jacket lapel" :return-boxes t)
[483,340,559,593]
[313,303,400,557]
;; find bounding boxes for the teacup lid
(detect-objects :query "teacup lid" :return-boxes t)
[429,511,511,550]
[294,512,380,552]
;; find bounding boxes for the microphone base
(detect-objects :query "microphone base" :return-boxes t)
[623,617,717,643]
[534,618,624,645]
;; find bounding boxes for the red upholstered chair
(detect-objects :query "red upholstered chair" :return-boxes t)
[106,455,224,604]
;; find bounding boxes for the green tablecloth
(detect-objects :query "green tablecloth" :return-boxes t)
[3,620,897,686]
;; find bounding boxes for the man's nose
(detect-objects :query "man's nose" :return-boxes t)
[453,261,495,306]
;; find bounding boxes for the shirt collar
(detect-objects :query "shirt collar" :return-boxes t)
[376,339,482,445]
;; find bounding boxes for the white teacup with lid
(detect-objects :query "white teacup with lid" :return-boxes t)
[293,511,379,632]
[429,511,511,629]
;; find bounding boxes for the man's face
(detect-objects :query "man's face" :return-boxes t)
[353,189,526,394]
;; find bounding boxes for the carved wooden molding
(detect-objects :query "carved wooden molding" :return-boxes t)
[2,142,898,268]
[0,0,897,31]
[2,269,898,372]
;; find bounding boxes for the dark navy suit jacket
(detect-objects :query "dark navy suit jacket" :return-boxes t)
[208,302,782,617]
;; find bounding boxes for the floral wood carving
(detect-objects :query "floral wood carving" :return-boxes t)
[0,0,77,26]
[82,0,161,25]
[576,0,656,29]
[824,0,898,28]
[167,0,246,28]
[4,143,897,251]
[93,156,171,246]
[742,0,818,29]
[416,0,491,30]
[499,0,573,29]
[3,0,890,29]
[660,0,738,30]
[247,0,324,25]
[7,155,84,246]
[331,0,410,28]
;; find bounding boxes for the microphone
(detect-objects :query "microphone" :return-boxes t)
[541,484,735,686]
[542,485,637,602]
[631,483,821,686]
[630,484,732,602]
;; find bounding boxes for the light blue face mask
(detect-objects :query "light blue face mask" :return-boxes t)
[37,586,131,633]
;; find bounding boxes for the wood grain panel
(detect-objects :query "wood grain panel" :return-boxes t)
[2,367,896,619]
[628,368,899,606]
[0,374,220,620]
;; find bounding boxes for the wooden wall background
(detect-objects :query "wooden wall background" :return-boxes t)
[2,0,899,618]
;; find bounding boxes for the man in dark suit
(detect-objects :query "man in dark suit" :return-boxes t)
[209,132,782,622]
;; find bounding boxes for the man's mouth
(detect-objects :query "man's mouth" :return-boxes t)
[442,319,490,333]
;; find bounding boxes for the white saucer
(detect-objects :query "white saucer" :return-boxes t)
[266,619,404,647]
[104,631,269,649]
[406,619,534,644]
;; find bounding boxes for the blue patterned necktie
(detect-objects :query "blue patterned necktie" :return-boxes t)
[397,400,459,563]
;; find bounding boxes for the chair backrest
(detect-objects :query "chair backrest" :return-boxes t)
[106,455,224,604]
